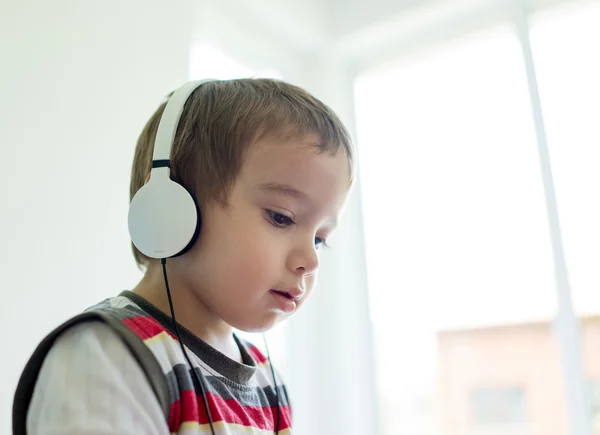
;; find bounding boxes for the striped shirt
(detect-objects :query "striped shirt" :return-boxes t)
[27,291,292,434]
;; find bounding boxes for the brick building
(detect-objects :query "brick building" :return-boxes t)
[436,316,600,435]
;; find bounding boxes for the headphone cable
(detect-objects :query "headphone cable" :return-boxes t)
[263,335,281,433]
[161,258,216,435]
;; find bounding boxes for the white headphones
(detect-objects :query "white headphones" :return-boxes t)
[128,79,214,259]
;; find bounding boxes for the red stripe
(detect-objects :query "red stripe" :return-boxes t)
[168,396,181,432]
[168,391,292,431]
[246,344,268,364]
[121,315,176,341]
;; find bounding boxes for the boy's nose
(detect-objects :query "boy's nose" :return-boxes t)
[288,244,320,276]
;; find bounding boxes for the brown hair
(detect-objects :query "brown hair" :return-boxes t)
[130,78,353,269]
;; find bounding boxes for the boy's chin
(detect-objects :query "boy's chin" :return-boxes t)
[230,314,286,334]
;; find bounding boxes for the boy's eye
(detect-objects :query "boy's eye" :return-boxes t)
[266,210,329,248]
[267,210,295,227]
[314,237,329,249]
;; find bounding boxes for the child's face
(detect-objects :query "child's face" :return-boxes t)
[178,133,351,332]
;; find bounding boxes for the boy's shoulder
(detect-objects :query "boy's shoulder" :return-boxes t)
[85,293,164,336]
[81,293,172,351]
[12,293,171,435]
[85,292,149,318]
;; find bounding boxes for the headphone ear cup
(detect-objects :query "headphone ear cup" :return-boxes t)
[128,176,199,259]
[171,190,201,258]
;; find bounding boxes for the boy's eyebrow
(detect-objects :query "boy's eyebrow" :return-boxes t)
[258,182,308,201]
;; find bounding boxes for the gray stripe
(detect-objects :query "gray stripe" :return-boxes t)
[165,364,290,408]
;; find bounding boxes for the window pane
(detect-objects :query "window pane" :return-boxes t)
[355,25,556,435]
[472,387,526,426]
[530,0,600,316]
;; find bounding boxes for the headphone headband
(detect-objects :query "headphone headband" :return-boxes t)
[152,79,215,164]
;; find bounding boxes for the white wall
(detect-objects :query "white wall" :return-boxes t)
[329,0,424,36]
[199,0,326,53]
[0,0,195,431]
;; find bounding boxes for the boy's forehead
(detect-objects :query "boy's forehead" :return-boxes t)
[245,134,346,180]
[241,134,351,206]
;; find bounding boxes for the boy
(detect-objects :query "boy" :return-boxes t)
[14,78,354,434]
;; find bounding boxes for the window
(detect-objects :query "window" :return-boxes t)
[355,24,551,435]
[354,1,600,431]
[472,388,527,426]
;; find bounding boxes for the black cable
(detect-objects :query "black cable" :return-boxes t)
[263,335,281,434]
[161,258,216,435]
[161,258,281,434]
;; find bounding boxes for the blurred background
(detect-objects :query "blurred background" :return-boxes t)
[1,0,599,434]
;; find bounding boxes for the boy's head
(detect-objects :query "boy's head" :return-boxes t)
[130,78,354,332]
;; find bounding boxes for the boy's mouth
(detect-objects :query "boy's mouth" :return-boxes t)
[270,289,300,314]
[271,290,294,300]
[270,288,304,302]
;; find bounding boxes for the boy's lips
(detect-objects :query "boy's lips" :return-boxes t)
[270,288,304,301]
[270,289,300,313]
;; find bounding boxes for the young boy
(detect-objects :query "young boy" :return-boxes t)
[14,78,354,434]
